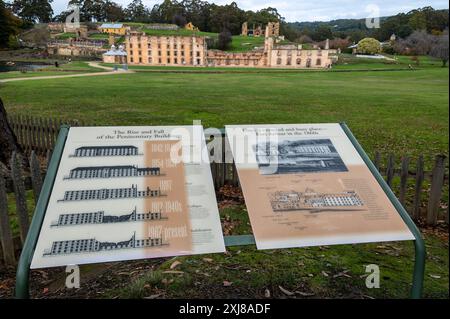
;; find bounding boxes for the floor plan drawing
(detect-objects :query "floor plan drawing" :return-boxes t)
[269,188,365,212]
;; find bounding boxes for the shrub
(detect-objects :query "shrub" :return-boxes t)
[356,38,381,55]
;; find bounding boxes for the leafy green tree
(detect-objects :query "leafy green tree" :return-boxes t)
[0,0,22,48]
[356,37,381,55]
[312,25,332,41]
[125,0,149,22]
[10,0,53,22]
[104,1,124,22]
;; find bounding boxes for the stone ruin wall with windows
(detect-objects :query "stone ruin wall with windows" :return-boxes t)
[124,31,333,69]
[125,32,207,66]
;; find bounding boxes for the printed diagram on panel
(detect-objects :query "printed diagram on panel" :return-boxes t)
[269,188,366,213]
[254,139,348,175]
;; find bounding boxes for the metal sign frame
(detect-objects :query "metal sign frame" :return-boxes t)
[15,123,425,299]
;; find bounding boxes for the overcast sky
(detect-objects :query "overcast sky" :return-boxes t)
[51,0,449,22]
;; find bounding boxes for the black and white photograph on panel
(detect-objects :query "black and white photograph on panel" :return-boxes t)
[254,139,348,175]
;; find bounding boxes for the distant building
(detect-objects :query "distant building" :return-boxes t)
[48,22,64,33]
[126,32,207,66]
[146,23,179,31]
[242,21,279,37]
[125,27,333,69]
[102,44,127,64]
[185,22,199,31]
[99,23,128,35]
[207,37,332,69]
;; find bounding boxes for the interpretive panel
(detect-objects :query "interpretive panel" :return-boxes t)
[31,126,225,269]
[225,123,414,250]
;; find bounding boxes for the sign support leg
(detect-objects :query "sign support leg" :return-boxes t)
[340,122,426,299]
[15,126,70,299]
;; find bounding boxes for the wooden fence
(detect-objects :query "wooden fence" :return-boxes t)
[6,114,83,155]
[0,116,448,266]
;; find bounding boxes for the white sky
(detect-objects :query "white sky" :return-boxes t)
[51,0,449,22]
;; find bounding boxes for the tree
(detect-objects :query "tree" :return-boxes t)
[10,0,53,23]
[125,0,149,22]
[403,30,434,55]
[0,98,24,169]
[0,0,22,48]
[217,28,232,50]
[430,31,449,66]
[104,1,124,22]
[356,37,381,55]
[172,13,186,27]
[312,25,332,41]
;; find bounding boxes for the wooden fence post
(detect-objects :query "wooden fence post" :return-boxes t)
[386,154,395,188]
[10,152,29,244]
[426,155,446,226]
[412,156,425,220]
[399,156,410,206]
[0,174,16,265]
[29,151,43,204]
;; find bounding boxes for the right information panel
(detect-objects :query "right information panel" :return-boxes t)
[225,123,414,250]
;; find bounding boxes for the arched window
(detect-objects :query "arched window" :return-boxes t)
[316,59,321,66]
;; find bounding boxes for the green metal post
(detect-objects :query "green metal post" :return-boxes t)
[15,126,70,299]
[340,122,426,299]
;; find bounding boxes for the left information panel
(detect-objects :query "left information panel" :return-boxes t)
[31,126,225,269]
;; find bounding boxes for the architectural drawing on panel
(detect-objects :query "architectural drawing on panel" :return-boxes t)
[43,233,166,257]
[51,207,167,227]
[254,139,348,175]
[269,188,365,212]
[59,184,163,202]
[65,165,162,180]
[71,145,142,157]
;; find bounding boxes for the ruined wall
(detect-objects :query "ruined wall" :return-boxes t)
[126,33,207,66]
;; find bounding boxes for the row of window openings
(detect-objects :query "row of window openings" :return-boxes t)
[277,50,322,57]
[130,50,201,58]
[276,58,322,66]
[130,57,202,65]
[129,43,201,50]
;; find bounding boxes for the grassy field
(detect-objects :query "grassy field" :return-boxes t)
[1,60,448,162]
[0,55,448,299]
[0,61,103,79]
[106,206,448,299]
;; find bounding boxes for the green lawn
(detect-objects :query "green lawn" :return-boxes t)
[0,61,104,79]
[105,206,448,299]
[1,63,447,163]
[1,56,448,299]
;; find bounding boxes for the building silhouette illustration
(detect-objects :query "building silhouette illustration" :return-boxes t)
[269,189,364,212]
[51,207,167,226]
[72,145,140,157]
[60,184,162,202]
[43,233,165,256]
[66,165,161,180]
